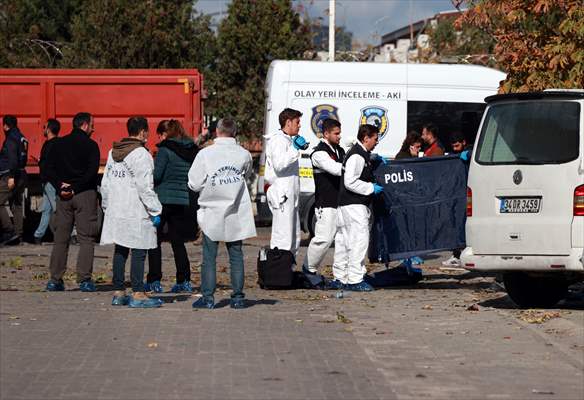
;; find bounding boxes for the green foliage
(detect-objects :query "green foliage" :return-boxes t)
[459,0,584,91]
[429,19,458,56]
[215,0,312,139]
[426,16,495,65]
[310,24,353,52]
[0,0,216,78]
[0,0,84,67]
[64,0,215,71]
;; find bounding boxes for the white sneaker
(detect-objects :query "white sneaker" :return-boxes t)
[441,256,461,267]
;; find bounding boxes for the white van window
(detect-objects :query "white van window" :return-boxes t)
[476,101,580,165]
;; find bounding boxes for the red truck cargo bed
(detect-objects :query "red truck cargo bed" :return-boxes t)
[0,69,204,174]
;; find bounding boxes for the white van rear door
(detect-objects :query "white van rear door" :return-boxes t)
[468,100,581,256]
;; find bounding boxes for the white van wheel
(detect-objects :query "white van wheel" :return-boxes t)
[503,272,568,308]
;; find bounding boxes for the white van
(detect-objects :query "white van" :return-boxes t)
[462,90,584,308]
[256,60,505,234]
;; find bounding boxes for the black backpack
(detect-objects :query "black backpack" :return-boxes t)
[257,247,295,289]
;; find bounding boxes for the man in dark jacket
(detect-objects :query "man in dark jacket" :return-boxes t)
[0,115,28,245]
[33,118,61,244]
[45,112,100,292]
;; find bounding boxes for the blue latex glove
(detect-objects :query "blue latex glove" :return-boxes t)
[292,135,308,150]
[460,150,470,161]
[373,183,384,195]
[371,154,390,165]
[150,215,161,228]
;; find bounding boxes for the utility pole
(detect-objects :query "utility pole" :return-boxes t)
[328,0,335,62]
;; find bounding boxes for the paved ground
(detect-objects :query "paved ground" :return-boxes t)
[1,228,583,400]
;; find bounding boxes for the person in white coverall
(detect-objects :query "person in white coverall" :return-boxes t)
[334,124,384,292]
[301,118,345,289]
[264,108,307,259]
[100,117,163,308]
[188,118,256,309]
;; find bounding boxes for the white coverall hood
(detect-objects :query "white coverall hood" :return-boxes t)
[99,147,162,249]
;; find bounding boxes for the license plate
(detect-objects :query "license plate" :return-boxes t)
[499,197,541,213]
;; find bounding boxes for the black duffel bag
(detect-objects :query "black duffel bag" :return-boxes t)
[257,247,295,289]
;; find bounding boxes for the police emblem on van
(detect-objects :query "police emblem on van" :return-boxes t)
[311,104,339,136]
[513,170,522,185]
[360,107,388,140]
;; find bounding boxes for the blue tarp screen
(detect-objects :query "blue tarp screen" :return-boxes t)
[369,155,468,262]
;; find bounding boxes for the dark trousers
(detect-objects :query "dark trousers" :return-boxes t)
[49,190,98,283]
[112,245,146,292]
[147,204,191,284]
[0,174,26,237]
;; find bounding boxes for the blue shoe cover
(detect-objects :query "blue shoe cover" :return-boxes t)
[325,279,344,290]
[79,281,96,292]
[399,259,422,275]
[111,294,129,306]
[346,281,375,292]
[230,298,246,309]
[181,281,193,293]
[171,281,193,293]
[46,280,65,292]
[145,281,163,293]
[302,266,325,288]
[128,296,163,308]
[192,297,214,309]
[410,256,424,265]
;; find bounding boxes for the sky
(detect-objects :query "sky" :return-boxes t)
[195,0,457,46]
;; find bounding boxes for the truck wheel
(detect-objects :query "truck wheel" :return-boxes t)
[503,272,568,308]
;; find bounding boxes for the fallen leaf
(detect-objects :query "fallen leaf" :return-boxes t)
[422,304,433,310]
[8,316,19,320]
[336,312,352,324]
[147,342,158,348]
[518,310,561,324]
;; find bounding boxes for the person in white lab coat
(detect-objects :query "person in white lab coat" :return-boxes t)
[301,118,345,289]
[334,124,384,292]
[264,108,307,259]
[188,118,256,309]
[100,116,163,308]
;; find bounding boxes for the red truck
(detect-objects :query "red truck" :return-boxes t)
[0,68,204,215]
